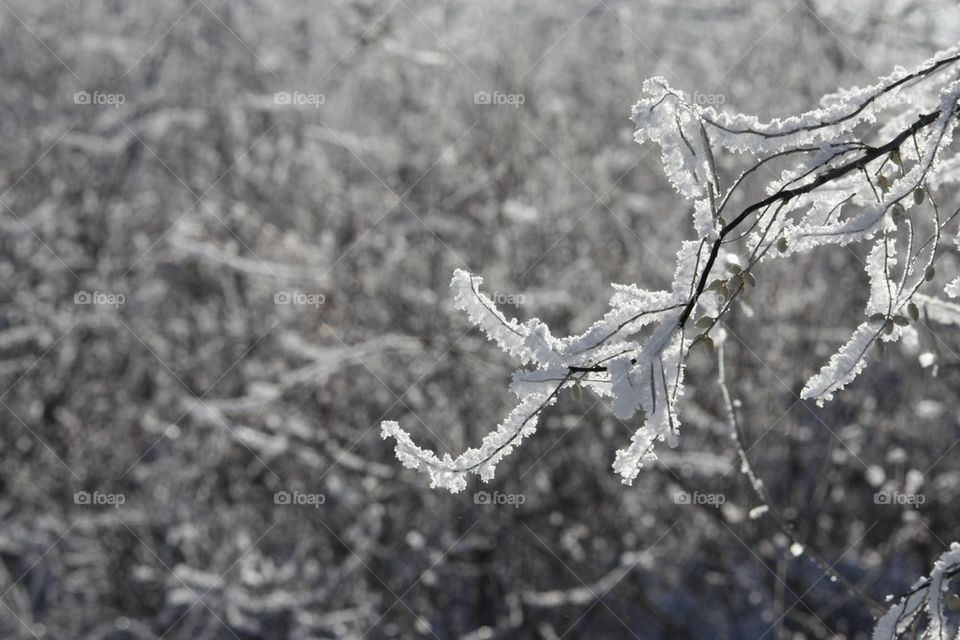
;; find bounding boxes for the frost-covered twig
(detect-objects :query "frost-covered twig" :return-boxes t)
[717,340,885,615]
[873,543,960,640]
[383,47,960,492]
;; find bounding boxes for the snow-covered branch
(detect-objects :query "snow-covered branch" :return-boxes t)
[383,46,960,493]
[873,543,960,639]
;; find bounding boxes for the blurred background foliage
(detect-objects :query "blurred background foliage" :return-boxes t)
[0,1,958,638]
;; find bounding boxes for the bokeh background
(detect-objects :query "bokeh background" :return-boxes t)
[1,1,959,638]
